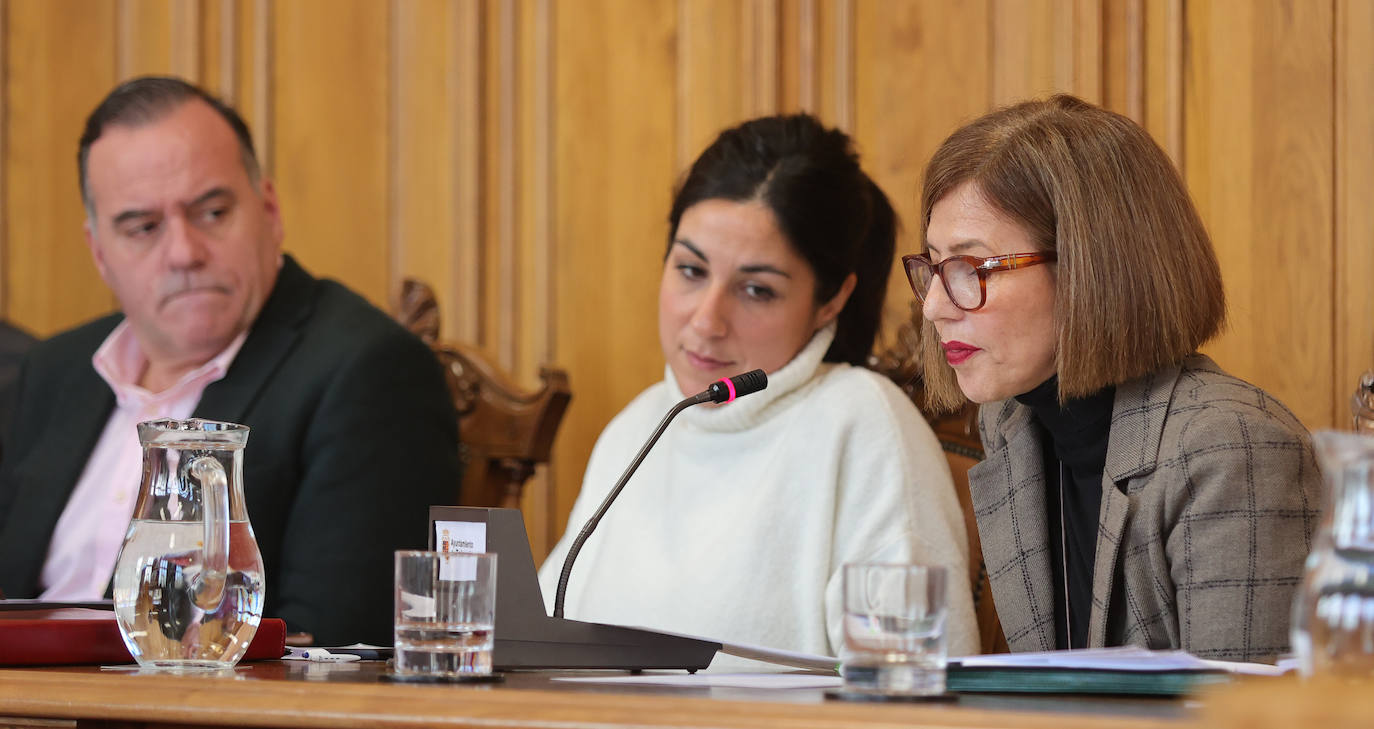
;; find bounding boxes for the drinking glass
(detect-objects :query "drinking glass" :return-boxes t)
[841,563,948,696]
[393,550,497,677]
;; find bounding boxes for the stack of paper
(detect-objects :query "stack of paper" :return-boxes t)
[947,646,1285,695]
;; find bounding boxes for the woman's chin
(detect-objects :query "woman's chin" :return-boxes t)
[954,373,1000,404]
[668,368,707,398]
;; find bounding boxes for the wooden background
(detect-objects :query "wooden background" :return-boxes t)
[1,0,1369,560]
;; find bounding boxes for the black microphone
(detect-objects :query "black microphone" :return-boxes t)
[552,369,768,619]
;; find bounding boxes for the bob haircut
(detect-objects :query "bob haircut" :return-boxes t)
[919,94,1225,411]
[668,114,896,367]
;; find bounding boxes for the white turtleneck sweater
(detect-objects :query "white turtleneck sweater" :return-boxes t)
[538,326,979,668]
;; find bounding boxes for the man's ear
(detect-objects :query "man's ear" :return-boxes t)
[259,179,285,253]
[85,218,111,285]
[814,272,857,330]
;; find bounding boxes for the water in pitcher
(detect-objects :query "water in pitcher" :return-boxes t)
[112,520,264,670]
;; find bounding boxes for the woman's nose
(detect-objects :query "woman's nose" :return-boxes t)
[921,273,962,322]
[689,286,729,338]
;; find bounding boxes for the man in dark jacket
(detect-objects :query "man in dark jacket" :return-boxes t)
[0,77,461,645]
[0,320,37,453]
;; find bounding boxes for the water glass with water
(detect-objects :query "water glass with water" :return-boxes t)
[841,563,948,696]
[393,550,497,677]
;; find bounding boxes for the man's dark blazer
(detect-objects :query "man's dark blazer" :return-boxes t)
[0,255,462,645]
[0,320,37,458]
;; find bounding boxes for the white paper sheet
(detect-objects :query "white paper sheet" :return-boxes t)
[552,673,842,689]
[952,645,1288,676]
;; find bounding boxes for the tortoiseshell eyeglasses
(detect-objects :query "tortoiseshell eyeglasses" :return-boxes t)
[902,251,1057,312]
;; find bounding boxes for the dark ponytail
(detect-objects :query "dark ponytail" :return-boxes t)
[667,113,897,366]
[827,175,895,366]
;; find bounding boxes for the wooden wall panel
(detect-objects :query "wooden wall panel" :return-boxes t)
[552,0,677,538]
[1336,0,1374,425]
[167,0,201,80]
[855,0,991,344]
[780,0,849,125]
[117,0,174,79]
[991,0,1059,104]
[1143,0,1184,165]
[816,0,853,130]
[201,0,236,101]
[479,0,510,367]
[777,0,810,113]
[740,0,780,117]
[234,0,272,174]
[1068,0,1102,103]
[1101,0,1142,120]
[1186,0,1335,427]
[0,0,1367,560]
[677,0,750,171]
[271,0,390,304]
[4,0,116,335]
[516,0,551,386]
[515,0,555,553]
[991,0,1104,105]
[451,0,481,344]
[392,0,461,330]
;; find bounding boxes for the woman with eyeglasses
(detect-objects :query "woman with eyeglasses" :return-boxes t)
[908,95,1319,662]
[539,114,978,668]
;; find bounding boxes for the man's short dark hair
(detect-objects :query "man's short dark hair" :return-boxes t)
[78,76,260,214]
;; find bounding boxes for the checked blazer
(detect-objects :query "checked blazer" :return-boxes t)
[969,354,1319,662]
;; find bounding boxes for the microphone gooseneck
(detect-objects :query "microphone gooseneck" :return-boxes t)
[552,369,767,619]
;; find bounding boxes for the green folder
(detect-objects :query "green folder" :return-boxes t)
[947,663,1233,696]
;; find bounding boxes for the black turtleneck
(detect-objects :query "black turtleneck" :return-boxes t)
[1014,376,1115,649]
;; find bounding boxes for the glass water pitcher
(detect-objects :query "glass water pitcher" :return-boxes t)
[111,419,265,669]
[1290,429,1374,677]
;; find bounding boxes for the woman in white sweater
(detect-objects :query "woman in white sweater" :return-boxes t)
[539,114,978,665]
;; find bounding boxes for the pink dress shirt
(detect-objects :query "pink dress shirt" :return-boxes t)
[38,322,247,600]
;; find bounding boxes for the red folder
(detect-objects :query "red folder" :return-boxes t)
[0,608,286,666]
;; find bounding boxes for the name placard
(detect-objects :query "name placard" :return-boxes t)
[434,519,487,580]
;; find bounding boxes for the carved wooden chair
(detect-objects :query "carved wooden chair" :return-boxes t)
[393,279,572,510]
[870,301,1009,654]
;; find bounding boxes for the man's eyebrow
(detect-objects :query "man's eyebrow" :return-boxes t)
[110,187,236,227]
[112,208,156,227]
[189,187,234,207]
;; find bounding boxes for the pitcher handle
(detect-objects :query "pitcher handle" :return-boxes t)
[189,456,229,611]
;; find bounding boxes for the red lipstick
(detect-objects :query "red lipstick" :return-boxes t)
[942,341,980,366]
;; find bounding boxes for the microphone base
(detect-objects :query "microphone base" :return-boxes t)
[429,506,720,672]
[495,620,718,671]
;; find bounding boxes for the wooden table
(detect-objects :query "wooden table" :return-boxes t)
[0,660,1199,729]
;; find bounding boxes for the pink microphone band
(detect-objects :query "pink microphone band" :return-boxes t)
[719,377,737,403]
